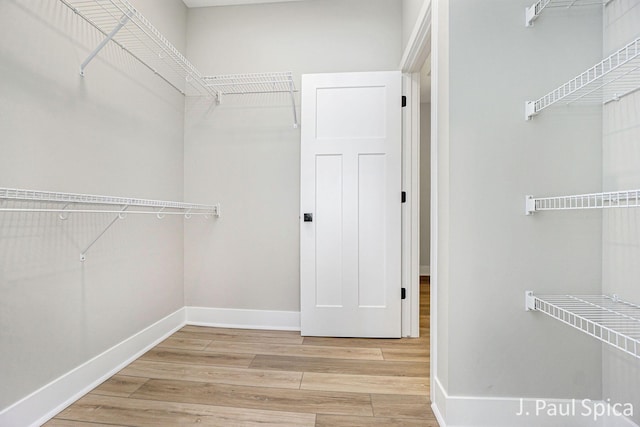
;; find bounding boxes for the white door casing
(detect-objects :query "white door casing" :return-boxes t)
[300,71,402,338]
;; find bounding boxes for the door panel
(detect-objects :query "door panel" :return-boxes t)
[300,71,402,338]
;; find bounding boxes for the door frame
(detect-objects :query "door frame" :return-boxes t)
[398,0,433,391]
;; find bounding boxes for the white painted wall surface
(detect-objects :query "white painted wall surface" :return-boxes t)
[0,0,188,411]
[435,0,604,418]
[402,0,425,51]
[602,2,640,424]
[183,0,402,312]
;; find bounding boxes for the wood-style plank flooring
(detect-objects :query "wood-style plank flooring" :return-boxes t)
[46,278,434,426]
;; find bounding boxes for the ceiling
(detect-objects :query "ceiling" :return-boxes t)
[183,0,309,7]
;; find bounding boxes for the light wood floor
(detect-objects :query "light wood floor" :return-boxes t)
[46,278,434,426]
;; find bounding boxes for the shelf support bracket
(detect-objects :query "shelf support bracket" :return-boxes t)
[80,205,128,262]
[525,101,537,120]
[80,11,132,76]
[525,195,536,215]
[525,291,537,311]
[525,3,540,27]
[288,79,299,129]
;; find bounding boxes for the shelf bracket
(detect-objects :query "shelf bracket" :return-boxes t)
[525,101,537,120]
[525,3,540,27]
[288,79,299,129]
[525,291,537,311]
[80,10,132,76]
[80,205,128,262]
[525,195,537,215]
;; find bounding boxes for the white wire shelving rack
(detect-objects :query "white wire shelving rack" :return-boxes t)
[526,292,640,359]
[0,187,220,261]
[525,0,613,27]
[525,189,640,215]
[58,0,214,97]
[203,72,299,128]
[525,37,640,119]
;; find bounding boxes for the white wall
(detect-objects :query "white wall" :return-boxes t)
[434,0,604,422]
[183,0,402,312]
[0,0,188,412]
[403,0,425,51]
[420,102,431,271]
[602,2,640,424]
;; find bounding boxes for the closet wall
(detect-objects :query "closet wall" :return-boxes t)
[602,1,640,423]
[183,0,403,313]
[0,0,188,411]
[434,0,604,419]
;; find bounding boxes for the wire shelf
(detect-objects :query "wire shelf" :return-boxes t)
[203,72,295,95]
[203,72,299,128]
[525,0,613,26]
[525,37,640,119]
[526,292,640,359]
[59,0,214,96]
[0,187,220,216]
[525,189,640,215]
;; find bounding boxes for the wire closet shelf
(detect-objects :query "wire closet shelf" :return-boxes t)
[525,0,614,26]
[58,0,214,96]
[525,189,640,215]
[0,187,220,217]
[526,292,640,359]
[203,72,299,128]
[525,37,640,119]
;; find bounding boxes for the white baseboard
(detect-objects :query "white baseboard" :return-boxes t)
[186,306,301,331]
[432,377,639,427]
[0,308,186,427]
[420,265,430,276]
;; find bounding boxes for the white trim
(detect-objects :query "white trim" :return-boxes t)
[186,307,300,331]
[401,72,422,338]
[0,308,186,427]
[399,0,432,73]
[432,377,638,427]
[420,265,431,276]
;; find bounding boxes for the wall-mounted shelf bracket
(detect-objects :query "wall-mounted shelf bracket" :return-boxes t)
[80,10,132,76]
[525,195,536,215]
[525,102,537,120]
[525,290,536,310]
[80,205,128,262]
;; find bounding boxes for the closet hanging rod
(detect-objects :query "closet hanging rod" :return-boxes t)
[525,0,614,26]
[525,37,640,119]
[0,187,220,217]
[525,189,640,215]
[58,0,214,97]
[526,292,640,359]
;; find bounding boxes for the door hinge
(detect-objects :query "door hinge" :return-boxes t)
[401,96,407,107]
[401,288,406,299]
[401,191,406,203]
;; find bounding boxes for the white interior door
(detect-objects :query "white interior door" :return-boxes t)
[300,71,402,338]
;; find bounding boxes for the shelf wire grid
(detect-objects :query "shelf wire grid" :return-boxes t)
[526,37,640,118]
[203,72,296,96]
[529,294,640,359]
[526,189,640,214]
[0,187,219,216]
[526,0,613,26]
[59,0,214,96]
